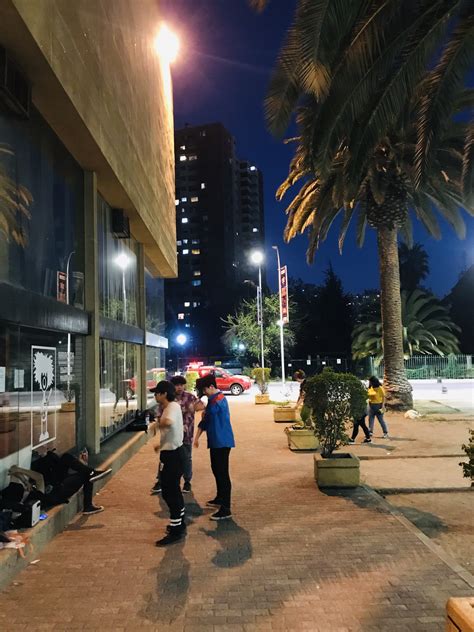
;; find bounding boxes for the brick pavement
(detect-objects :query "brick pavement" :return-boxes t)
[0,400,471,631]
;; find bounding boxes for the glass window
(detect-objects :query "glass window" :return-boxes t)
[0,106,84,304]
[145,347,166,407]
[145,271,165,336]
[0,323,85,488]
[182,218,188,224]
[192,280,201,287]
[191,196,199,203]
[97,196,138,326]
[178,313,184,320]
[99,339,139,442]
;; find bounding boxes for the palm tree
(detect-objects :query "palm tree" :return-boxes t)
[263,0,473,409]
[399,243,430,292]
[0,144,32,247]
[352,289,460,362]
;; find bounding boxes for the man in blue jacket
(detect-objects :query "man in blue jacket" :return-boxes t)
[194,374,235,520]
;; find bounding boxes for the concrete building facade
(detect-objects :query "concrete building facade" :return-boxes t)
[0,0,176,486]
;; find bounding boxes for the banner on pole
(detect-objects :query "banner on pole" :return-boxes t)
[280,265,289,323]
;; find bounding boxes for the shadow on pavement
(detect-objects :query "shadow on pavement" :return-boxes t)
[154,493,204,525]
[391,504,449,538]
[200,519,253,568]
[140,538,190,625]
[64,515,105,531]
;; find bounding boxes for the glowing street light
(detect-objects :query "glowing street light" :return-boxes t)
[250,250,264,265]
[155,24,180,63]
[115,252,130,271]
[176,333,187,346]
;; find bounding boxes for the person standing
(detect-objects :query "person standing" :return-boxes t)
[150,381,186,546]
[348,413,372,444]
[194,374,235,521]
[150,375,204,494]
[367,376,390,439]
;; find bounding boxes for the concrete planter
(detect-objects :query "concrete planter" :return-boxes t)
[285,427,319,451]
[314,452,360,488]
[446,597,474,631]
[273,406,297,423]
[255,393,270,405]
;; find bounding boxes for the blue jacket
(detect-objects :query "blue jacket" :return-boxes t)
[198,391,235,449]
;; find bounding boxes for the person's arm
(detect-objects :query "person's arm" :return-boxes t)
[194,399,205,412]
[193,426,204,448]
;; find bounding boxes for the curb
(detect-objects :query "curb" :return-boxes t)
[375,486,473,495]
[361,484,474,589]
[358,453,464,460]
[0,430,150,592]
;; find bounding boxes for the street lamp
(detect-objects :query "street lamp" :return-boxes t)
[65,251,75,401]
[154,24,180,63]
[176,333,187,373]
[250,250,265,379]
[272,245,286,386]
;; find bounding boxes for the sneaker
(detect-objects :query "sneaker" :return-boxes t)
[155,528,186,547]
[150,482,162,495]
[83,504,104,515]
[183,481,192,493]
[369,431,373,436]
[383,433,390,440]
[206,498,222,508]
[363,437,372,443]
[89,468,112,483]
[210,507,232,521]
[348,439,355,444]
[166,521,187,533]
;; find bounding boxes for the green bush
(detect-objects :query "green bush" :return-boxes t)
[251,367,271,394]
[304,368,367,458]
[459,429,474,486]
[185,371,199,393]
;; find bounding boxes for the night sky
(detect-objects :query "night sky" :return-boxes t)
[162,0,474,297]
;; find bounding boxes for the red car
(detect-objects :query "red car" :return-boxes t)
[190,365,252,396]
[126,368,166,397]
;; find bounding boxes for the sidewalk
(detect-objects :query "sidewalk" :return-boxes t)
[0,401,472,631]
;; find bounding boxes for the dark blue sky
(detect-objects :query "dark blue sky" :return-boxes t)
[162,0,474,297]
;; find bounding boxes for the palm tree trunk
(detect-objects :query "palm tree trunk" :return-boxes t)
[377,227,413,410]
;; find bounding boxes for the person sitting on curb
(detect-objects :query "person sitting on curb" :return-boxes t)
[150,380,187,546]
[194,374,235,521]
[29,451,111,515]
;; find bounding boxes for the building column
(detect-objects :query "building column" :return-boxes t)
[83,172,100,454]
[137,243,147,410]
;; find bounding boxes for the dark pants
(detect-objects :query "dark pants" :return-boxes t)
[32,453,93,509]
[351,415,371,441]
[156,442,192,485]
[210,447,232,509]
[160,446,185,526]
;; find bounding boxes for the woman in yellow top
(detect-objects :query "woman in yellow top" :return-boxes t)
[367,376,390,439]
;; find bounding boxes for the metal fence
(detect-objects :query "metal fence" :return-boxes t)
[373,355,474,379]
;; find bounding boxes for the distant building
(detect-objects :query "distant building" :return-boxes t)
[350,290,381,324]
[167,123,265,358]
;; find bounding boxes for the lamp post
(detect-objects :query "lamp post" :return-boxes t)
[250,250,265,379]
[65,251,75,401]
[272,245,286,386]
[176,333,187,373]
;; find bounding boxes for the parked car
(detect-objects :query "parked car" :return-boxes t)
[191,365,252,396]
[125,368,166,398]
[220,360,245,376]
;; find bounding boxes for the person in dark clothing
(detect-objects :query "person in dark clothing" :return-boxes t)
[31,451,111,514]
[348,413,372,444]
[293,370,307,407]
[194,374,235,521]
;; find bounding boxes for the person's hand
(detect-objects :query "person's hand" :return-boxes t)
[193,438,199,448]
[153,444,160,453]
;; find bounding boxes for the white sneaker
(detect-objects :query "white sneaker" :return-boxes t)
[383,433,390,440]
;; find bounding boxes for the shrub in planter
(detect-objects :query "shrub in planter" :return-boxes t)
[305,368,367,458]
[251,367,271,394]
[459,429,474,486]
[186,371,199,394]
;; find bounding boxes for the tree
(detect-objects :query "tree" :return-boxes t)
[399,243,430,292]
[352,290,460,362]
[222,294,296,372]
[445,265,474,353]
[263,0,473,409]
[313,264,353,354]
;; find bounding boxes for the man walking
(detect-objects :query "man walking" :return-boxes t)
[150,375,204,494]
[150,380,186,546]
[194,374,235,521]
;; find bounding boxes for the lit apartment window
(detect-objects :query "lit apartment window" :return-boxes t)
[200,130,206,137]
[180,145,186,150]
[192,280,202,287]
[179,155,187,162]
[184,302,190,307]
[181,197,187,202]
[177,240,182,246]
[191,196,199,203]
[189,155,197,161]
[192,249,201,255]
[193,302,198,307]
[201,182,206,189]
[185,323,191,328]
[182,249,189,255]
[250,165,256,171]
[191,239,200,245]
[183,239,188,244]
[182,218,188,224]
[193,271,201,277]
[175,199,179,205]
[252,227,259,233]
[178,313,185,320]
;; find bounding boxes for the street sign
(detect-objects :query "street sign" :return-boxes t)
[280,265,289,323]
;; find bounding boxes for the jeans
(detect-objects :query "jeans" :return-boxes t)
[160,446,185,524]
[351,415,371,440]
[368,403,388,434]
[31,453,94,509]
[182,443,192,483]
[210,447,232,509]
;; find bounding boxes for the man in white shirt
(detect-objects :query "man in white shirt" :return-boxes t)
[150,381,186,546]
